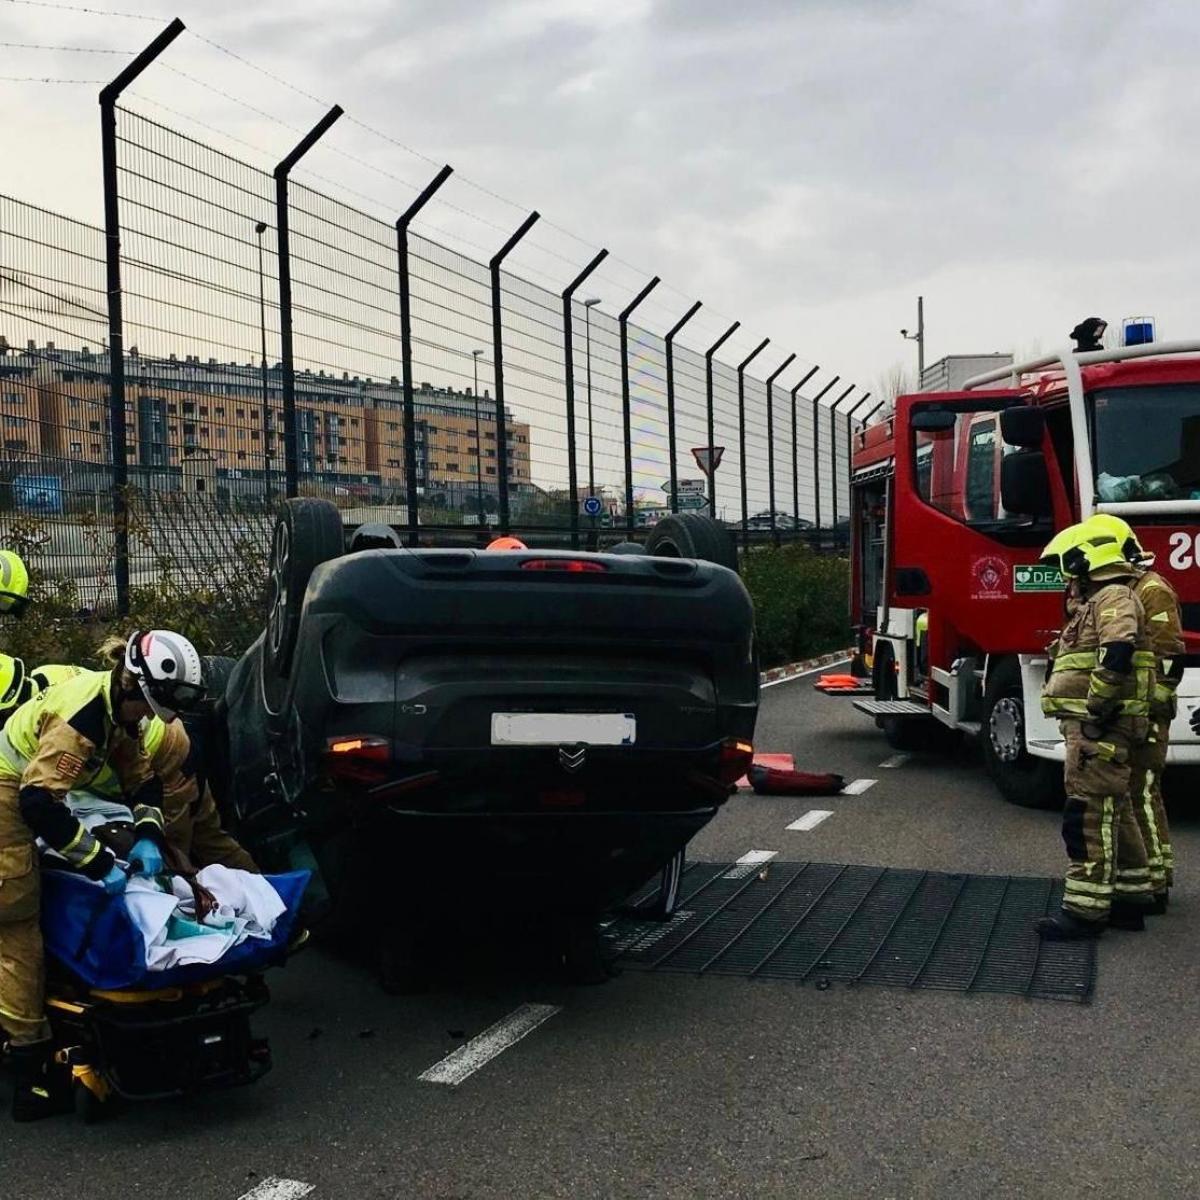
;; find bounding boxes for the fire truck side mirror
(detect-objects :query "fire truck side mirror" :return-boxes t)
[909,408,957,433]
[1001,450,1053,518]
[999,405,1045,449]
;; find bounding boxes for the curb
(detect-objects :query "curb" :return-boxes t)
[759,648,854,686]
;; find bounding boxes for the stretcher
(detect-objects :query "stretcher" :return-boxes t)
[813,673,875,697]
[30,868,309,1121]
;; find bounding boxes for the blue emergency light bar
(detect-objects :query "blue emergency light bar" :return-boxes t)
[1122,316,1155,346]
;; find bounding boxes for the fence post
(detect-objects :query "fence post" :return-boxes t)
[863,398,887,425]
[704,321,740,518]
[618,276,661,537]
[99,17,184,615]
[735,338,769,548]
[789,365,819,542]
[396,165,453,546]
[763,353,796,546]
[489,211,540,533]
[561,249,608,549]
[830,384,856,533]
[274,105,343,501]
[810,375,839,534]
[664,301,702,513]
[849,392,872,428]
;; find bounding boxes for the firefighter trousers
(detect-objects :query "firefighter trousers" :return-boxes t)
[1128,718,1173,890]
[0,776,50,1046]
[1060,721,1154,922]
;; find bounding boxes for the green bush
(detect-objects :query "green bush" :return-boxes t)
[741,543,850,668]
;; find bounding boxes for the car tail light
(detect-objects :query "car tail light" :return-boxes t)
[717,738,755,786]
[519,559,607,573]
[325,735,392,784]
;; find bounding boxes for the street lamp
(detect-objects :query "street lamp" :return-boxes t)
[900,294,925,383]
[472,348,485,524]
[254,220,271,501]
[583,297,601,500]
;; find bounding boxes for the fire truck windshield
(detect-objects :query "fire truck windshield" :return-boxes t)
[1093,384,1200,503]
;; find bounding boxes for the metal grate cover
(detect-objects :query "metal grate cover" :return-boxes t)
[608,862,1095,1003]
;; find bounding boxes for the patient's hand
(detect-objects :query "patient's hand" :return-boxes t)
[190,880,219,921]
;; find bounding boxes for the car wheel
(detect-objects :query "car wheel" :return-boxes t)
[262,499,344,711]
[982,658,1062,809]
[645,513,738,573]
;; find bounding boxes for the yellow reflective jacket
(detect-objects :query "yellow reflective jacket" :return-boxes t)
[0,669,164,878]
[1042,578,1153,721]
[1134,569,1185,718]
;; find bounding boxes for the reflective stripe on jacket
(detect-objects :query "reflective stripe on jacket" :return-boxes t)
[1042,579,1152,719]
[1135,569,1185,711]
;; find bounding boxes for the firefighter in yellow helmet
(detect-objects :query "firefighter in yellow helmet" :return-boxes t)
[0,659,80,728]
[1036,521,1156,939]
[0,632,192,1120]
[1084,514,1182,908]
[0,551,29,618]
[86,638,256,874]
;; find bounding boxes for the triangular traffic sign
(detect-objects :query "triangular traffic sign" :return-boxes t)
[691,445,725,476]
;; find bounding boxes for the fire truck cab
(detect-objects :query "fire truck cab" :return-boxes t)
[847,339,1200,807]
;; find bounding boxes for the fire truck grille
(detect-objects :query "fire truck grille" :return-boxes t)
[608,861,1095,1003]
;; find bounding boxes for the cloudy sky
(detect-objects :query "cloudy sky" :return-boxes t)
[2,0,1198,398]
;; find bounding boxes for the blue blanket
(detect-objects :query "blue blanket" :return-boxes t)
[42,869,310,991]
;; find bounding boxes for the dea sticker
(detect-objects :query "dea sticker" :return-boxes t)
[1014,564,1064,593]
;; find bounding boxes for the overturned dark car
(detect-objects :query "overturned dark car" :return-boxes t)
[209,500,758,972]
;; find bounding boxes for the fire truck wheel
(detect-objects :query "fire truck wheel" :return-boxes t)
[981,659,1062,809]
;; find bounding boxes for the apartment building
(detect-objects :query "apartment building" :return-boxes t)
[0,340,532,501]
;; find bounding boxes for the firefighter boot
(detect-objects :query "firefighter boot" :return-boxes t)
[1108,902,1148,931]
[1147,891,1169,915]
[10,1040,71,1123]
[1034,909,1105,941]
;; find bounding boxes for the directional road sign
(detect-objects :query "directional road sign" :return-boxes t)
[661,477,707,494]
[678,495,709,510]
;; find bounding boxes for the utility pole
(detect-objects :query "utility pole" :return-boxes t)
[901,295,925,385]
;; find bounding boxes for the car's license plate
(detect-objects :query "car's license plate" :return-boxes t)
[490,712,637,746]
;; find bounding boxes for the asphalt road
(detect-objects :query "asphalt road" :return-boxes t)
[4,669,1199,1199]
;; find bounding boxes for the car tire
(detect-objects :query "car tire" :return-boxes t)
[982,657,1062,809]
[606,541,645,556]
[645,513,738,573]
[262,499,343,710]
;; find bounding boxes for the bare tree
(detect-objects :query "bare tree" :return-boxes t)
[875,361,915,414]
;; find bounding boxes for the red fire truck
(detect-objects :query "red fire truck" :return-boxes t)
[843,338,1200,807]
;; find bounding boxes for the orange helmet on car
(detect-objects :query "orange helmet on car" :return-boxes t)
[487,536,527,551]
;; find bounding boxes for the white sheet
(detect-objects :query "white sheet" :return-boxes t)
[123,865,286,971]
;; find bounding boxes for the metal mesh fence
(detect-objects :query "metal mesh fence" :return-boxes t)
[0,76,863,615]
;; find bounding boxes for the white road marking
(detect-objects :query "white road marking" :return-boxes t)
[237,1180,314,1200]
[760,659,851,689]
[787,809,833,831]
[879,753,910,769]
[723,849,779,879]
[841,778,878,795]
[419,1003,561,1087]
